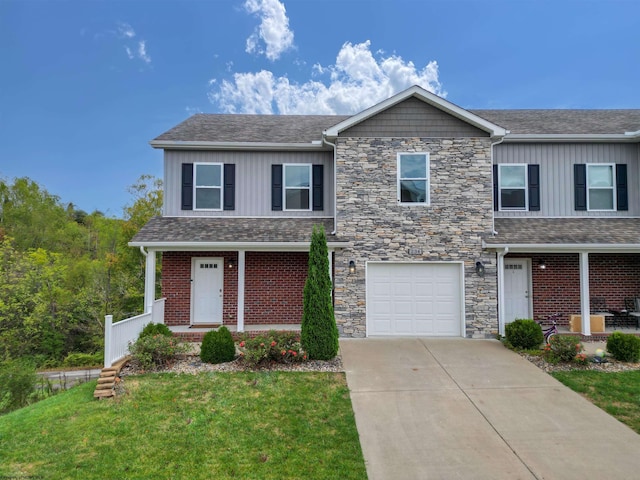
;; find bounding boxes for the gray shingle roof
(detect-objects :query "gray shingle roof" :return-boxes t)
[131,217,342,244]
[486,218,640,245]
[472,110,640,135]
[154,114,350,144]
[153,110,640,144]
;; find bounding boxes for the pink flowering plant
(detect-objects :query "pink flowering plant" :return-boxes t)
[543,335,585,364]
[237,331,307,366]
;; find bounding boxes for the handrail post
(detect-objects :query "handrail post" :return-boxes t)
[104,315,113,368]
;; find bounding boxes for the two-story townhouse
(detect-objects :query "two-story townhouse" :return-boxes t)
[131,85,640,340]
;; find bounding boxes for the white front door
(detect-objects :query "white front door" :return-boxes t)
[192,257,224,325]
[504,259,531,324]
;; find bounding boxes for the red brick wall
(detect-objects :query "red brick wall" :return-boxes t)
[161,251,308,326]
[161,252,238,326]
[507,253,640,326]
[244,252,308,325]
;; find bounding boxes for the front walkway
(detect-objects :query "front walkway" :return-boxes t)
[340,338,640,480]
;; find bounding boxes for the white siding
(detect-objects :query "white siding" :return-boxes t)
[495,143,639,217]
[164,150,334,217]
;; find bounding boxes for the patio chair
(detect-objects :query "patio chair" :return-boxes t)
[624,297,640,330]
[590,297,618,328]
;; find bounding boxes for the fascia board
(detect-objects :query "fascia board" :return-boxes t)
[128,241,350,251]
[504,134,640,143]
[482,241,640,253]
[324,85,507,138]
[149,140,327,151]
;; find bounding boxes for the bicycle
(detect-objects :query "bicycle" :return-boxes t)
[537,313,560,344]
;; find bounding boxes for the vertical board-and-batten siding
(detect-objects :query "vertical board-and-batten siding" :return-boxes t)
[343,96,490,138]
[494,143,639,217]
[164,150,334,217]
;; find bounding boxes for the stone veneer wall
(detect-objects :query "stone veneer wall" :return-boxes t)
[333,137,498,338]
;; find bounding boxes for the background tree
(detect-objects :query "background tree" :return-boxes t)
[301,225,339,360]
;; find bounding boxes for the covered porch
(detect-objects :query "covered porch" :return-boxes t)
[485,217,640,337]
[129,216,348,338]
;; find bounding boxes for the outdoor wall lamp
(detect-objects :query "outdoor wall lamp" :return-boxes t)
[475,261,485,277]
[538,259,546,270]
[228,258,236,269]
[349,260,356,274]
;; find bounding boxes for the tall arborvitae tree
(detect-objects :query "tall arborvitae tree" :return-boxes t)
[301,225,339,360]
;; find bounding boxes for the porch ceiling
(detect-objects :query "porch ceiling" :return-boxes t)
[485,218,640,250]
[130,216,345,248]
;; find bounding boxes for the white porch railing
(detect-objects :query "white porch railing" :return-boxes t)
[103,298,166,368]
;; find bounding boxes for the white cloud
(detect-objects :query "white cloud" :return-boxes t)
[209,41,445,114]
[125,46,134,60]
[117,22,136,39]
[244,0,294,61]
[137,41,151,64]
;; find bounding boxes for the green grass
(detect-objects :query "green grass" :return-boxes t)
[0,372,367,480]
[552,370,640,434]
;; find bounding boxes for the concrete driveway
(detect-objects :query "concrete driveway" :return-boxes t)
[340,338,640,480]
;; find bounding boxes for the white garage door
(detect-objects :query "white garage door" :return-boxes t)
[367,262,463,336]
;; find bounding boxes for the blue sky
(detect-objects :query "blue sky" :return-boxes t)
[1,0,638,217]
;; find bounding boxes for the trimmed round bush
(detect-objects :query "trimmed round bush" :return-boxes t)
[607,332,640,362]
[139,322,172,339]
[505,319,544,349]
[200,326,236,364]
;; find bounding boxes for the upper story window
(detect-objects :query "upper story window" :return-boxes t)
[587,164,615,211]
[284,164,311,210]
[194,163,222,210]
[499,164,527,210]
[398,153,429,205]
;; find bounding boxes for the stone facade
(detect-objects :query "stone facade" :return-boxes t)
[333,137,498,338]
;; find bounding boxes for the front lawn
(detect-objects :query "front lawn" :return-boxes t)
[552,370,640,434]
[0,371,367,480]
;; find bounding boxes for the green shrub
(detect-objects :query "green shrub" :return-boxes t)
[62,352,104,368]
[0,358,37,414]
[544,335,583,363]
[301,225,339,360]
[129,334,189,371]
[505,319,544,349]
[607,332,640,362]
[200,327,236,364]
[138,322,172,339]
[237,331,306,366]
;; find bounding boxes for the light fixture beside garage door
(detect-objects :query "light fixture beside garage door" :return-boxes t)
[349,260,356,274]
[475,261,485,277]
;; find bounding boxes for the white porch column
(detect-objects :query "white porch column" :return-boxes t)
[579,251,591,336]
[497,250,507,336]
[237,250,245,333]
[144,249,156,314]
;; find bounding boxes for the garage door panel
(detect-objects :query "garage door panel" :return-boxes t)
[367,263,462,336]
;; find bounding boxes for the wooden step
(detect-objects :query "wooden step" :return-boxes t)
[93,389,114,398]
[97,377,115,384]
[95,383,114,391]
[99,371,117,378]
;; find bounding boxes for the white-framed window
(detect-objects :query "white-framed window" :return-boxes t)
[194,163,222,210]
[284,164,311,210]
[587,164,615,211]
[397,153,429,205]
[499,164,528,210]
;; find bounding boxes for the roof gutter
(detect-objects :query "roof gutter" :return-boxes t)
[503,133,640,143]
[128,241,350,251]
[149,140,328,151]
[482,241,640,253]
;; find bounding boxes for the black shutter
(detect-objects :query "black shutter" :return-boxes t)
[271,164,283,211]
[574,164,587,211]
[493,165,498,211]
[181,163,193,210]
[528,164,540,211]
[312,164,324,211]
[223,164,235,211]
[616,164,628,211]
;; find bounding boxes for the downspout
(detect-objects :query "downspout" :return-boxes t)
[496,246,509,336]
[322,134,338,235]
[490,133,508,236]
